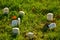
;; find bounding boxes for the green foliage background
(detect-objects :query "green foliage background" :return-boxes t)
[0,0,60,40]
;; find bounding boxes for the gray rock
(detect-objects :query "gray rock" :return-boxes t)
[48,23,56,29]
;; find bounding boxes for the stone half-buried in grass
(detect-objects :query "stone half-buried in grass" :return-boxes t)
[12,28,20,37]
[47,13,53,21]
[19,11,25,20]
[11,20,18,27]
[26,32,34,40]
[3,7,9,16]
[48,23,56,29]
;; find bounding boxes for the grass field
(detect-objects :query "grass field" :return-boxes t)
[0,0,60,40]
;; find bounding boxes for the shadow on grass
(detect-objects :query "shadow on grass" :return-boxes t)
[41,23,49,33]
[40,22,49,39]
[10,33,18,40]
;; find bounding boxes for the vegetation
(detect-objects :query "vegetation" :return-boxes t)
[0,0,60,40]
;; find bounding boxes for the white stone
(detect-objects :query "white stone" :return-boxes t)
[12,20,18,27]
[47,13,53,21]
[18,18,21,25]
[12,28,20,35]
[27,32,34,39]
[3,7,9,14]
[48,23,56,29]
[19,11,25,16]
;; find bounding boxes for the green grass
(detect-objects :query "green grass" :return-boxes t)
[0,0,60,40]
